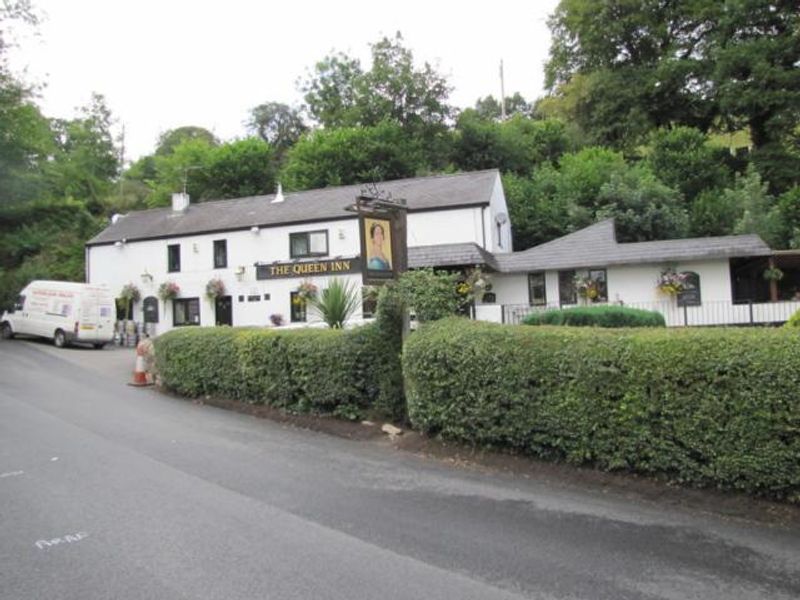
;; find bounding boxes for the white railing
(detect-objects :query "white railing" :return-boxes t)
[491,300,800,327]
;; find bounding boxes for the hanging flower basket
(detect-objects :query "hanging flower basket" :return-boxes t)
[656,268,689,295]
[763,266,784,282]
[205,277,226,300]
[119,283,141,304]
[158,281,180,302]
[295,281,318,302]
[575,275,601,301]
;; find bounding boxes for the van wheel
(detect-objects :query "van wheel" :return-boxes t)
[1,323,13,340]
[54,329,67,348]
[93,343,105,350]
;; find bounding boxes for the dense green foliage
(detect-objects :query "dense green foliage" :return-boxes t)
[522,305,665,328]
[392,269,463,323]
[403,319,800,501]
[154,321,404,420]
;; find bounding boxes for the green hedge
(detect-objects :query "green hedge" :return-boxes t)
[154,322,404,419]
[403,318,800,501]
[523,305,665,327]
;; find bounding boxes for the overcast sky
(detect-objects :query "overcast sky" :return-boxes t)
[8,0,560,161]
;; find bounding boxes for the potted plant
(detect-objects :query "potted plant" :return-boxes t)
[269,313,284,327]
[205,277,226,300]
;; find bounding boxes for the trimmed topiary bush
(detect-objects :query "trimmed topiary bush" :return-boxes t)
[403,318,800,501]
[523,305,665,328]
[154,321,404,420]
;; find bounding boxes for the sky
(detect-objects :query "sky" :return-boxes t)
[8,0,560,161]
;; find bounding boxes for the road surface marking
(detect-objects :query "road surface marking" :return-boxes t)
[35,532,89,550]
[0,470,24,478]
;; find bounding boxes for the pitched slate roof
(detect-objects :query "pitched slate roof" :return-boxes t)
[495,219,772,272]
[408,243,499,270]
[87,170,500,246]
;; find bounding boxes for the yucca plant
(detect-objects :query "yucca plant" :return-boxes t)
[308,278,360,328]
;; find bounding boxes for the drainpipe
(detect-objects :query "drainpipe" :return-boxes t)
[481,207,487,249]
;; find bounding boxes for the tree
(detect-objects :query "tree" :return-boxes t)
[300,51,363,128]
[46,93,119,212]
[503,170,574,250]
[200,138,276,200]
[543,0,800,162]
[731,167,783,248]
[147,137,276,206]
[0,72,53,205]
[247,102,307,152]
[300,33,453,137]
[155,126,218,156]
[646,126,732,204]
[595,167,689,242]
[280,122,424,191]
[474,93,532,120]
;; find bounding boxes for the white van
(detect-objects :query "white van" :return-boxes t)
[0,281,115,348]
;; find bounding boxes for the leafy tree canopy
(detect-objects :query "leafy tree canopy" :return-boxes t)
[280,121,424,191]
[247,102,307,152]
[155,126,218,156]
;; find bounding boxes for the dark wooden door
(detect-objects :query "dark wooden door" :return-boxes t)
[215,295,232,326]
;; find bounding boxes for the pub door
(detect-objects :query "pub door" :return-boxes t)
[215,295,233,326]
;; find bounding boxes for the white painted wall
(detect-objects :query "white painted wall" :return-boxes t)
[606,260,732,305]
[406,207,484,248]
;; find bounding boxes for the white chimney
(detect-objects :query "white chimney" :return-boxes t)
[271,183,285,204]
[172,192,190,212]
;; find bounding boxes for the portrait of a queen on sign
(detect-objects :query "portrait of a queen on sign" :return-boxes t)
[365,217,393,272]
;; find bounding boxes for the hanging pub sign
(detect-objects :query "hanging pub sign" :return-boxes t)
[354,183,408,285]
[256,257,361,280]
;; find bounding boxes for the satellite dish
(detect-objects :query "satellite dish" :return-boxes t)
[495,212,508,225]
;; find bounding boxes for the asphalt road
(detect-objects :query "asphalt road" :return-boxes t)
[1,339,798,600]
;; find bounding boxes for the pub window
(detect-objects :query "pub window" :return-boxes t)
[167,244,181,272]
[588,268,608,302]
[173,298,200,326]
[213,239,227,269]
[558,270,577,305]
[290,291,307,322]
[528,272,547,306]
[677,271,701,307]
[290,230,328,258]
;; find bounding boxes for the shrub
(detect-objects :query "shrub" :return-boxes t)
[403,318,800,501]
[785,308,800,328]
[523,305,665,328]
[154,322,404,419]
[308,277,360,328]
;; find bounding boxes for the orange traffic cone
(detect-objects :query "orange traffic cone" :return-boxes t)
[128,341,152,387]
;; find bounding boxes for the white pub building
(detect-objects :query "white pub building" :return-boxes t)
[86,169,798,333]
[86,170,512,333]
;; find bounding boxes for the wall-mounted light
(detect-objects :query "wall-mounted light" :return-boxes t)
[114,239,126,249]
[192,242,199,253]
[235,266,246,281]
[140,270,153,284]
[338,228,345,240]
[250,226,260,235]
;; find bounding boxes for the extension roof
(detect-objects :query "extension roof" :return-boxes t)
[494,219,772,272]
[86,170,499,246]
[408,243,499,270]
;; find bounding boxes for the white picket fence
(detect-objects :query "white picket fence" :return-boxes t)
[475,300,800,327]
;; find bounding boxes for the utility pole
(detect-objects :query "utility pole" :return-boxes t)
[499,60,507,120]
